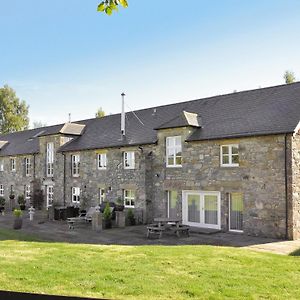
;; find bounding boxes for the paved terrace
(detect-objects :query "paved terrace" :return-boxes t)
[0,211,300,255]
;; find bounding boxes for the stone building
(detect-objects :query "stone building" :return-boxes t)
[0,82,300,239]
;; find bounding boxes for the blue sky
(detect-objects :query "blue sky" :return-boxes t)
[0,0,300,126]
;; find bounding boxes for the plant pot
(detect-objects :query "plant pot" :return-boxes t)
[0,206,4,213]
[103,219,112,229]
[19,205,26,211]
[115,204,125,212]
[9,196,15,200]
[13,218,23,230]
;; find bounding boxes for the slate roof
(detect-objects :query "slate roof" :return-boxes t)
[0,82,300,156]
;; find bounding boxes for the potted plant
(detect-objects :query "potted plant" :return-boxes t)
[115,197,125,212]
[13,209,23,230]
[17,195,26,210]
[103,202,112,229]
[0,197,5,215]
[126,208,136,226]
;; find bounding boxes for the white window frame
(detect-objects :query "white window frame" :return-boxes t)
[46,142,54,177]
[0,185,4,197]
[220,144,239,167]
[71,154,80,177]
[0,160,3,172]
[124,189,135,208]
[10,158,16,172]
[46,185,54,208]
[72,187,80,204]
[166,136,182,167]
[123,151,135,169]
[99,188,106,204]
[25,184,30,199]
[98,153,107,170]
[25,157,31,176]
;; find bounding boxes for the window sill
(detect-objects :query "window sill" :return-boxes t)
[124,205,135,208]
[166,165,182,168]
[98,167,107,170]
[124,167,135,170]
[220,164,239,168]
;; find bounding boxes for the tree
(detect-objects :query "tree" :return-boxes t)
[0,85,29,134]
[95,107,106,118]
[33,121,47,129]
[97,0,128,15]
[284,70,296,84]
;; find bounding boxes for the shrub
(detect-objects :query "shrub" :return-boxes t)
[18,195,25,205]
[13,209,22,218]
[127,208,136,226]
[0,197,5,207]
[103,202,112,229]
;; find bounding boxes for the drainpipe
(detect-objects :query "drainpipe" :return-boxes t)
[284,134,288,239]
[62,152,66,207]
[33,153,36,179]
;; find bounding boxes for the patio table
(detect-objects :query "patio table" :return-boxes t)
[153,217,184,237]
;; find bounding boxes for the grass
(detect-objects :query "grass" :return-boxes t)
[0,229,300,299]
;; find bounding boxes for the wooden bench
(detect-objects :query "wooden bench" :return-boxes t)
[146,224,165,238]
[170,225,190,237]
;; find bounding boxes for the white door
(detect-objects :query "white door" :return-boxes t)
[182,191,221,229]
[46,185,54,208]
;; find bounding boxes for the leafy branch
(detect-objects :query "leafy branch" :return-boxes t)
[97,0,128,15]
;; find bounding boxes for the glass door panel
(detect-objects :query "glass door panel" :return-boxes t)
[204,194,218,225]
[230,193,243,231]
[187,194,200,223]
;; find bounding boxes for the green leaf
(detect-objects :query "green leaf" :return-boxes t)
[105,6,113,15]
[119,0,128,8]
[97,2,106,11]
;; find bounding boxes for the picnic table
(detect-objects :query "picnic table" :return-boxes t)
[147,217,190,238]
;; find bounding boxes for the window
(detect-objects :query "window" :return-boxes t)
[46,142,54,177]
[98,153,107,169]
[99,188,106,204]
[46,185,54,208]
[25,157,31,176]
[71,154,80,177]
[166,136,182,167]
[167,191,178,218]
[0,160,4,172]
[72,187,80,204]
[25,185,30,199]
[123,151,135,169]
[10,158,16,172]
[0,185,4,197]
[220,145,239,167]
[124,190,135,208]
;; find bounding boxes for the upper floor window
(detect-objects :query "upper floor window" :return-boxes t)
[220,145,239,167]
[71,154,80,177]
[10,158,16,172]
[0,184,4,197]
[72,187,80,204]
[99,188,106,204]
[124,189,135,208]
[166,136,182,167]
[0,160,4,172]
[25,184,30,199]
[46,142,54,177]
[124,151,135,169]
[98,153,107,170]
[25,157,31,176]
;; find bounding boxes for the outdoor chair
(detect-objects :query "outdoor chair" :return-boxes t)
[67,207,96,229]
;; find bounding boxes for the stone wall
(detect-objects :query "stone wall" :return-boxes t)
[288,132,300,239]
[151,128,287,239]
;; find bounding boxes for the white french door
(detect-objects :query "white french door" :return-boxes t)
[182,191,221,229]
[46,185,54,208]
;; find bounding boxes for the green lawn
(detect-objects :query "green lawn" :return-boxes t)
[0,229,300,299]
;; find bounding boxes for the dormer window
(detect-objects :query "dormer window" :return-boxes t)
[166,136,182,167]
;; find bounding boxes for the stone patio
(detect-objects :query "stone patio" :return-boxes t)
[1,211,300,255]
